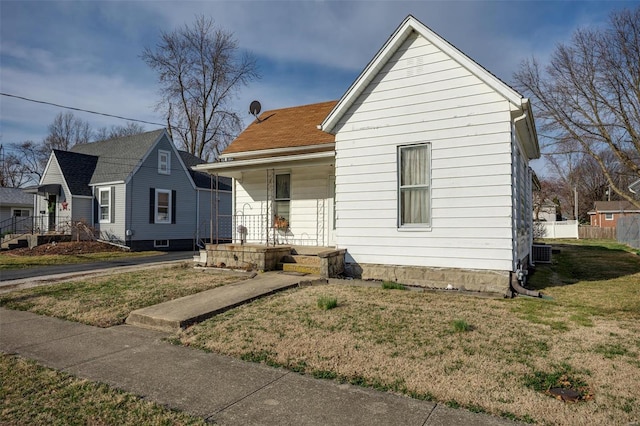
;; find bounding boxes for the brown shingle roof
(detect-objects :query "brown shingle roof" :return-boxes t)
[223,101,338,155]
[592,201,640,212]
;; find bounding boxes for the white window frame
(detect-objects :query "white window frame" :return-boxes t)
[11,208,31,217]
[604,213,614,221]
[154,239,169,248]
[398,143,431,228]
[158,150,170,175]
[98,187,111,223]
[155,189,171,224]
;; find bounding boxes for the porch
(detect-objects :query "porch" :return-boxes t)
[200,243,345,278]
[0,214,73,250]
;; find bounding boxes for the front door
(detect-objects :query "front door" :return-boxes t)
[47,194,56,231]
[327,177,336,246]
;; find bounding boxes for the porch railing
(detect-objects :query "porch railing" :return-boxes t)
[0,215,72,236]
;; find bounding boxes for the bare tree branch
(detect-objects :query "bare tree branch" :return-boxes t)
[142,15,260,161]
[514,6,640,209]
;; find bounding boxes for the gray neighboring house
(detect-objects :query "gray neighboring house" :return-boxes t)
[0,187,34,234]
[28,129,231,250]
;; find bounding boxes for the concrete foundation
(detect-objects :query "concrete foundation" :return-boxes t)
[345,262,511,295]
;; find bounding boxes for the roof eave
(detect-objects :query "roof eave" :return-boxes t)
[195,151,335,180]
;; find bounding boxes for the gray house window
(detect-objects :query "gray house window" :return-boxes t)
[398,143,431,227]
[149,188,176,224]
[158,150,170,175]
[99,187,111,223]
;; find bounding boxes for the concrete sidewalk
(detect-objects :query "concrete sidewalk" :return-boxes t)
[0,307,521,425]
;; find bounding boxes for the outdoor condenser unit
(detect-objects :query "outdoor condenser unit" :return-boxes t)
[532,244,552,264]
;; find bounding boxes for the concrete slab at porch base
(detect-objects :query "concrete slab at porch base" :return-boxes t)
[126,271,327,332]
[347,263,511,295]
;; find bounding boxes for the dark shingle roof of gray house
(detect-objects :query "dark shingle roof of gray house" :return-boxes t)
[178,150,232,191]
[0,187,34,206]
[71,129,165,184]
[53,150,99,196]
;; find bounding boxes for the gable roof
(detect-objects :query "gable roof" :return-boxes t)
[52,150,99,196]
[178,150,232,191]
[319,15,539,159]
[0,187,34,206]
[222,101,337,157]
[590,201,640,213]
[71,129,165,184]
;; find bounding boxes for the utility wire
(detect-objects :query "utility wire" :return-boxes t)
[1,92,167,129]
[0,92,240,138]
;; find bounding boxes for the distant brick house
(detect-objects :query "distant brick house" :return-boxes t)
[588,201,640,228]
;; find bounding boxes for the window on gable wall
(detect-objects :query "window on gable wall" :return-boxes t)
[156,189,171,223]
[398,143,431,227]
[158,150,170,175]
[149,188,175,224]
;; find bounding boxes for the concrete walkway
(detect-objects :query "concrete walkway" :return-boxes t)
[0,307,520,425]
[126,271,327,332]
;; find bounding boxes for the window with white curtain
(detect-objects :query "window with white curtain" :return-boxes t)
[398,143,431,227]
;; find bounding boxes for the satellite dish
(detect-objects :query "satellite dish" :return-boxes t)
[249,100,262,122]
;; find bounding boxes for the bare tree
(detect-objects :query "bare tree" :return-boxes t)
[514,6,640,208]
[44,111,92,151]
[142,15,259,160]
[94,122,146,141]
[0,151,31,187]
[8,141,49,185]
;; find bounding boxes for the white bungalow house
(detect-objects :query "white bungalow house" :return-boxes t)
[27,129,231,250]
[196,15,540,295]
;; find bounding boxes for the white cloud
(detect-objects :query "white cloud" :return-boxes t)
[1,0,631,157]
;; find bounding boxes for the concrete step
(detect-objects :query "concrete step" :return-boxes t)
[280,254,321,266]
[291,246,334,256]
[126,272,326,333]
[280,263,321,275]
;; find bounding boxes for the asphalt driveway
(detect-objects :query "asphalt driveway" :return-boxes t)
[0,251,194,282]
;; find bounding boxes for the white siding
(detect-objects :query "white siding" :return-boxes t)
[38,155,72,232]
[334,32,515,271]
[94,184,126,241]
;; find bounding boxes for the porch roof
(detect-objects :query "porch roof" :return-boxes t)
[194,150,334,179]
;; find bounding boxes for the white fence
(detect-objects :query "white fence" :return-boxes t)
[538,220,579,239]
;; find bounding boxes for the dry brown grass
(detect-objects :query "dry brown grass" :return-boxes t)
[178,243,640,425]
[0,266,243,327]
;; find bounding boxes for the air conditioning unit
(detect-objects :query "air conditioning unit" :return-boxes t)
[532,244,552,264]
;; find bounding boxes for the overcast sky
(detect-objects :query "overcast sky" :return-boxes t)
[0,0,634,175]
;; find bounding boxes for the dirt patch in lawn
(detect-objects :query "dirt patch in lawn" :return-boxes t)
[6,241,128,256]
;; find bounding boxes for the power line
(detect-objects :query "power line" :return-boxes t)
[1,92,167,129]
[0,92,240,139]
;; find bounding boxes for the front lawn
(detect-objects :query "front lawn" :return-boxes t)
[175,240,640,425]
[0,266,244,327]
[0,354,205,425]
[1,239,638,424]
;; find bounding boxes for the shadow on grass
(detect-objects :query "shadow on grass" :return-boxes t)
[528,242,640,290]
